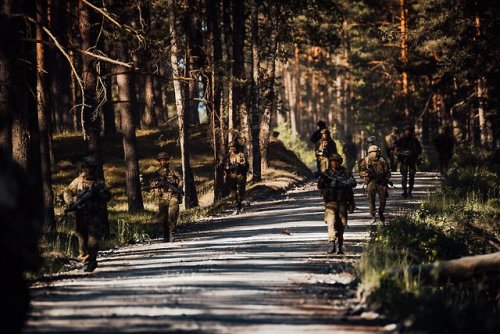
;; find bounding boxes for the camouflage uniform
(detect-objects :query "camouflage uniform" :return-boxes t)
[224,145,248,214]
[150,161,183,242]
[433,126,455,175]
[0,148,43,332]
[318,154,357,254]
[384,127,400,171]
[359,146,391,222]
[343,135,358,174]
[395,127,422,198]
[63,158,111,272]
[315,129,337,173]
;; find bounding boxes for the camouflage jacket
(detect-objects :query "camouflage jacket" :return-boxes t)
[318,166,356,202]
[384,133,400,151]
[225,152,248,175]
[63,174,111,215]
[150,167,183,198]
[359,156,391,185]
[395,136,422,161]
[315,138,337,157]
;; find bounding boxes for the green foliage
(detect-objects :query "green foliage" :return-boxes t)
[358,151,499,333]
[274,122,316,170]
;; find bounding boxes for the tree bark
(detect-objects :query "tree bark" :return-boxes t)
[249,0,261,182]
[36,0,55,229]
[143,71,158,128]
[168,0,198,208]
[399,0,410,119]
[232,0,246,143]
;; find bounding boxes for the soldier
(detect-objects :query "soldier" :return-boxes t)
[433,125,455,175]
[224,141,249,214]
[384,126,400,171]
[343,134,358,174]
[395,124,422,198]
[0,148,43,332]
[315,129,337,174]
[149,152,184,242]
[318,154,357,254]
[310,120,328,144]
[63,156,111,272]
[359,145,392,223]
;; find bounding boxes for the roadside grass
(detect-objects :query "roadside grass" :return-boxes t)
[357,146,500,333]
[39,124,312,276]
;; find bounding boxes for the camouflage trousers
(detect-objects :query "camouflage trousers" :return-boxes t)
[386,149,397,171]
[400,160,417,191]
[367,183,388,217]
[75,214,102,264]
[316,156,329,173]
[324,201,348,244]
[158,194,180,240]
[227,173,246,209]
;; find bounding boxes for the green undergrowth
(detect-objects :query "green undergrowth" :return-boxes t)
[358,147,500,333]
[274,123,316,171]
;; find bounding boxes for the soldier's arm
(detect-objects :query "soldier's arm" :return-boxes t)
[416,139,423,156]
[63,178,79,205]
[358,159,368,178]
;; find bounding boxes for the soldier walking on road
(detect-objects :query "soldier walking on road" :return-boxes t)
[310,120,329,144]
[315,129,337,174]
[318,154,357,254]
[149,153,184,242]
[384,127,400,171]
[224,142,249,215]
[396,125,422,198]
[359,145,392,223]
[343,134,358,174]
[63,156,111,272]
[433,125,455,175]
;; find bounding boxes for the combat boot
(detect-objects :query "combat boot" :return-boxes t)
[379,211,385,223]
[370,215,377,224]
[402,188,408,198]
[337,238,344,255]
[408,188,413,198]
[327,240,336,254]
[82,261,97,272]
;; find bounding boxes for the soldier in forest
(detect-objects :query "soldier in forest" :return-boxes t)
[315,129,337,174]
[395,124,422,198]
[63,156,111,272]
[318,154,357,254]
[384,126,400,171]
[433,125,455,175]
[310,120,329,144]
[343,134,358,174]
[0,148,44,332]
[359,145,392,223]
[224,141,249,215]
[149,152,184,242]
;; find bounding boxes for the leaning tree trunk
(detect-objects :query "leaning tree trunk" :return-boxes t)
[168,0,198,208]
[36,0,55,229]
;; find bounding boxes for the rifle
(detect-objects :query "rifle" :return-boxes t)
[366,166,394,187]
[58,184,99,222]
[145,178,184,196]
[320,170,356,190]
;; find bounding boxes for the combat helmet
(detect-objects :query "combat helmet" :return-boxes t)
[320,128,330,134]
[157,152,169,161]
[80,155,98,168]
[368,145,381,153]
[328,153,343,162]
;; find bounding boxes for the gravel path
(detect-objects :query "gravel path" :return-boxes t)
[26,172,440,333]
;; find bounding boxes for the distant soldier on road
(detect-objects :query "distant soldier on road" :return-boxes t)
[318,154,357,254]
[433,125,455,175]
[310,120,329,144]
[384,126,400,171]
[224,141,249,214]
[315,129,337,174]
[149,152,184,242]
[359,145,392,223]
[343,134,358,174]
[395,125,422,198]
[63,156,111,272]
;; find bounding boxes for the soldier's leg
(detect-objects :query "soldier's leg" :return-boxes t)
[167,196,180,241]
[237,176,246,211]
[400,162,408,197]
[408,161,417,196]
[158,199,170,241]
[319,157,328,173]
[377,185,388,222]
[334,203,347,254]
[85,216,102,271]
[324,201,336,243]
[75,217,90,263]
[367,183,377,220]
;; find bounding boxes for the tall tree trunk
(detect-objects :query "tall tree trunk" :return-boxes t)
[259,3,279,173]
[222,0,232,147]
[143,71,158,128]
[292,44,301,135]
[399,0,410,119]
[36,0,55,229]
[249,0,261,182]
[168,0,198,208]
[116,59,144,212]
[0,0,13,153]
[232,0,246,143]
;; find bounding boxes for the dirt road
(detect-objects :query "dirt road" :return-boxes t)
[26,172,440,333]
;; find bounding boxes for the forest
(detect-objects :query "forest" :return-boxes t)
[1,0,499,333]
